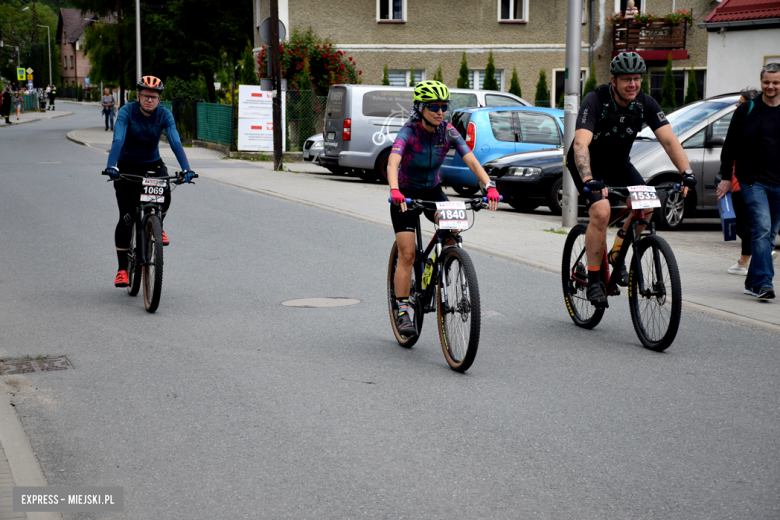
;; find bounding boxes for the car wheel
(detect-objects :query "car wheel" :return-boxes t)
[656,187,685,230]
[452,185,480,197]
[508,200,540,212]
[357,169,381,182]
[374,149,391,185]
[546,177,563,215]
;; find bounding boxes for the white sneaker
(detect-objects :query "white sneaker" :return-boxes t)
[728,263,748,275]
[773,250,778,261]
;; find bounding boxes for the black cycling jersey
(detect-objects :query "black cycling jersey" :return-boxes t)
[567,84,669,176]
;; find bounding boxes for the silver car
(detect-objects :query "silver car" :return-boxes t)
[302,134,324,165]
[631,93,739,230]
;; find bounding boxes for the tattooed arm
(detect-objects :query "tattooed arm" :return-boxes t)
[573,128,594,181]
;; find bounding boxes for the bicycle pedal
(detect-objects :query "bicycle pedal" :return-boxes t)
[609,286,621,297]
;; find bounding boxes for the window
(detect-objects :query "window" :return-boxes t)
[485,94,521,107]
[553,69,588,108]
[489,111,516,142]
[499,0,528,21]
[682,128,705,149]
[467,70,503,91]
[710,111,734,141]
[63,56,67,69]
[378,0,405,22]
[649,69,706,109]
[70,56,73,69]
[387,69,425,87]
[326,88,346,119]
[361,90,413,117]
[517,112,561,145]
[451,112,473,140]
[450,93,479,110]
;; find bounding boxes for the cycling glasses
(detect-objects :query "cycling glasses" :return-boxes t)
[423,103,448,113]
[139,94,161,101]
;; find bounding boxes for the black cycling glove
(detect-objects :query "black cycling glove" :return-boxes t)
[681,175,697,188]
[583,179,606,203]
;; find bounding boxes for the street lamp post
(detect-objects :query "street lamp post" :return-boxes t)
[136,0,142,81]
[38,24,52,87]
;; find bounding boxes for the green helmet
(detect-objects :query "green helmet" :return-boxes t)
[610,52,646,76]
[413,80,450,103]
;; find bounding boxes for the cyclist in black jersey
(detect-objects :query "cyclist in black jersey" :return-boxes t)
[566,52,696,306]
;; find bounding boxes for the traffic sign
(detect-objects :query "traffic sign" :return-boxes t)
[258,17,286,46]
[17,68,25,81]
[27,74,33,80]
[26,67,33,74]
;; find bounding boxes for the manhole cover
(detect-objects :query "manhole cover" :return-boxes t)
[0,356,72,376]
[282,298,361,308]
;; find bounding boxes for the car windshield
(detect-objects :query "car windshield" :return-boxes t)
[636,100,732,140]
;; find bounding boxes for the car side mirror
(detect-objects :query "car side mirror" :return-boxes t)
[706,136,725,148]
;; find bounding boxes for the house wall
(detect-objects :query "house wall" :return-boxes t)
[253,0,712,102]
[59,31,90,87]
[705,27,780,96]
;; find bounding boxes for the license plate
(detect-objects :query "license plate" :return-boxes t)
[436,201,468,230]
[628,185,661,209]
[140,178,167,203]
[327,132,336,141]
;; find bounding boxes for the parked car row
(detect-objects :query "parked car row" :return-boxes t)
[309,85,740,229]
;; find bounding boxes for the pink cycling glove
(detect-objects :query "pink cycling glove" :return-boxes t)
[391,189,406,205]
[486,187,500,202]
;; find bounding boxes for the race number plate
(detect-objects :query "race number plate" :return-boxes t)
[628,185,661,209]
[436,201,468,230]
[140,178,167,203]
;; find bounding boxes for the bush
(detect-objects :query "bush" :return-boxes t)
[482,51,498,91]
[583,62,598,97]
[433,66,443,83]
[457,52,470,88]
[508,67,521,98]
[382,64,390,86]
[684,66,698,105]
[535,69,549,107]
[163,77,206,101]
[660,53,676,110]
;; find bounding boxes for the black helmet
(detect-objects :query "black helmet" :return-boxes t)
[610,52,646,76]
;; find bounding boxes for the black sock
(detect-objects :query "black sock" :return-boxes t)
[588,268,601,288]
[117,250,128,272]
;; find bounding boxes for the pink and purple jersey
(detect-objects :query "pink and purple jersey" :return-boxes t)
[390,121,471,189]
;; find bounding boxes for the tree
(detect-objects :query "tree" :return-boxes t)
[660,52,676,111]
[508,67,521,98]
[583,62,598,97]
[482,50,498,91]
[408,68,416,87]
[457,52,470,88]
[558,92,565,109]
[382,64,390,85]
[684,66,698,105]
[641,74,650,95]
[535,69,549,107]
[433,65,443,83]
[238,41,258,86]
[0,2,62,89]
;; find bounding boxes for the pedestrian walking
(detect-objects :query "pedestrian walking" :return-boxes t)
[102,88,116,131]
[48,85,56,111]
[12,91,22,120]
[718,63,780,300]
[2,87,12,124]
[720,88,760,276]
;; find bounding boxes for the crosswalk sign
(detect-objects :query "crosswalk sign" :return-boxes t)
[17,68,26,81]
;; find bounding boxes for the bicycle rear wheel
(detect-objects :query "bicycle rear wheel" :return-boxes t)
[437,247,480,373]
[628,234,682,351]
[561,223,605,329]
[127,223,141,297]
[142,215,164,313]
[387,241,423,347]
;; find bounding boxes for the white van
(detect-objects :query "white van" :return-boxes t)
[320,85,530,182]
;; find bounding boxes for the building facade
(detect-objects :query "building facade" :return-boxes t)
[55,9,108,88]
[253,0,714,107]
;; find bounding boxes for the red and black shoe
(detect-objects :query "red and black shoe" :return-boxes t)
[114,270,129,288]
[161,230,169,246]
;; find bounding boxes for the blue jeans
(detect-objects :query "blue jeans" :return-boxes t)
[104,109,114,130]
[741,182,780,291]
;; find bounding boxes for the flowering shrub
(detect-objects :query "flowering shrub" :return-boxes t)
[633,11,663,24]
[611,9,694,25]
[664,9,695,24]
[256,27,359,94]
[606,11,625,24]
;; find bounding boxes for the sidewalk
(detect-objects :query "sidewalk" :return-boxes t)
[0,110,72,127]
[66,126,780,332]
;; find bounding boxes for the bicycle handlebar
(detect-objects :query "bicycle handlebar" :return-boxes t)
[583,183,681,201]
[387,196,503,205]
[101,170,198,184]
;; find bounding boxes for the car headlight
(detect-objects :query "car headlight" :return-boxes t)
[311,141,324,149]
[508,167,542,177]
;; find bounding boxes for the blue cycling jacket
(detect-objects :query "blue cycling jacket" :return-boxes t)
[107,102,191,171]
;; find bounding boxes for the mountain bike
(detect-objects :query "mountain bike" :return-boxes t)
[387,197,496,372]
[561,184,682,351]
[103,169,197,313]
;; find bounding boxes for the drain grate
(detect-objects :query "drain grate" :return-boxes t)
[282,297,361,308]
[0,356,72,376]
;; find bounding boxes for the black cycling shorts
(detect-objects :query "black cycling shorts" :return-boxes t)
[390,185,449,234]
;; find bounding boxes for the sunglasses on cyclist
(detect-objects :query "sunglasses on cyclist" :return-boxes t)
[424,103,448,113]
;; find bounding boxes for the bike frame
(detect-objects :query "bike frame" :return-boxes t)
[411,214,462,315]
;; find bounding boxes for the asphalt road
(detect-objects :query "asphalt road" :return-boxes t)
[1,104,778,519]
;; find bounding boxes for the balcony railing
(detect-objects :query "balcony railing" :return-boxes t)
[612,20,688,60]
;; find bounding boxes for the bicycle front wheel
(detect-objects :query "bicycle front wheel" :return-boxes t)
[142,215,164,313]
[127,222,141,297]
[628,234,682,351]
[562,224,605,329]
[387,241,423,348]
[437,247,480,373]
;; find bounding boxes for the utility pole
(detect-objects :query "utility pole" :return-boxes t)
[270,0,283,170]
[116,0,125,106]
[562,0,583,228]
[32,1,41,89]
[135,0,142,82]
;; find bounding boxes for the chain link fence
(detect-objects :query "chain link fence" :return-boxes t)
[285,90,327,151]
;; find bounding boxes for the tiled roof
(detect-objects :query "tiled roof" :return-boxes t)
[56,8,114,44]
[703,0,780,24]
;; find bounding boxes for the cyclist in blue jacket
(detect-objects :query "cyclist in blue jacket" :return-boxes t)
[105,76,195,288]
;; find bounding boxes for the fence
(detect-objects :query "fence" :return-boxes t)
[196,103,232,146]
[285,90,327,151]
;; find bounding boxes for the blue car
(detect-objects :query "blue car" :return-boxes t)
[440,106,565,195]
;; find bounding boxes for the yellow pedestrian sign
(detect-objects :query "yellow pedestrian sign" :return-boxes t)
[17,68,26,81]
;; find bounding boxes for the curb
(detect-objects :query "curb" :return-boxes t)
[0,380,62,520]
[202,173,780,335]
[65,130,93,148]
